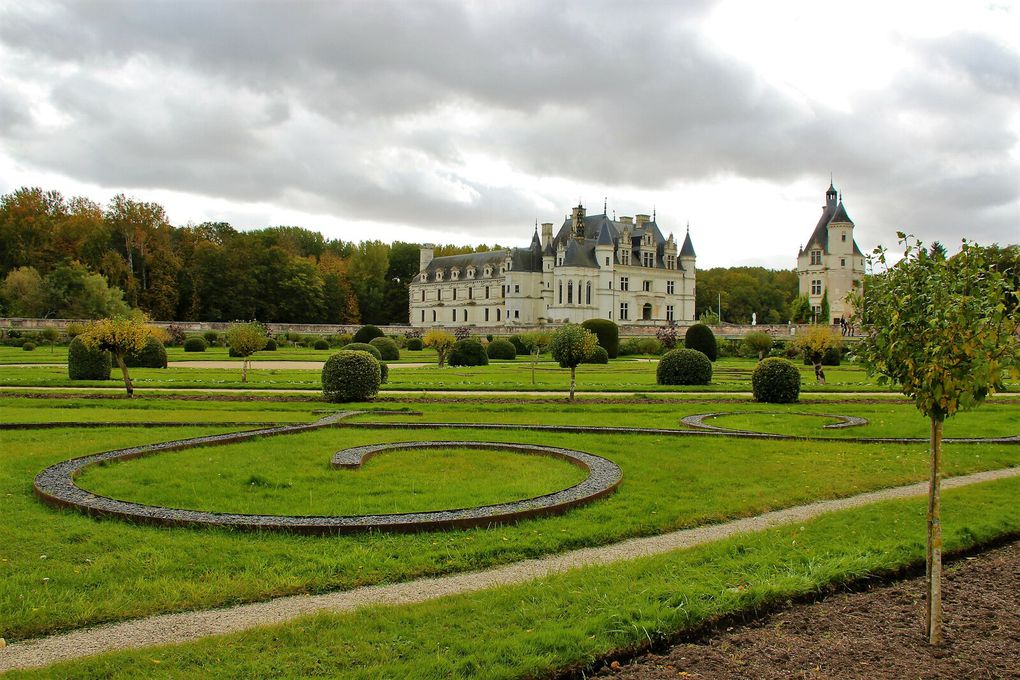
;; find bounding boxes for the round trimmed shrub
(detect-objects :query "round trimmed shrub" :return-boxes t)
[343,342,382,359]
[353,324,384,344]
[379,361,389,384]
[183,337,207,352]
[583,345,609,364]
[684,323,718,361]
[406,338,423,351]
[581,319,619,358]
[68,336,111,380]
[752,357,801,403]
[508,334,529,355]
[22,341,36,351]
[656,348,712,385]
[486,339,516,360]
[321,350,381,402]
[313,339,330,350]
[448,339,489,367]
[264,338,278,351]
[202,330,220,346]
[369,336,400,361]
[124,336,167,368]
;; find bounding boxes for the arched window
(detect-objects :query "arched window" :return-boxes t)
[432,310,436,322]
[421,290,425,302]
[558,281,563,304]
[452,309,457,322]
[463,309,468,322]
[567,280,573,304]
[496,308,501,321]
[586,282,591,305]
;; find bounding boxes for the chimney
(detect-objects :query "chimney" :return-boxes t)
[635,214,650,226]
[619,216,633,225]
[419,244,434,272]
[541,223,553,248]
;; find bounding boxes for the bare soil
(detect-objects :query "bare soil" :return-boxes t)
[597,540,1020,679]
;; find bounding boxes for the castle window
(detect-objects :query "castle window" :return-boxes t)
[666,280,675,295]
[467,267,475,279]
[452,309,457,322]
[453,288,457,301]
[642,280,651,292]
[811,279,822,295]
[619,302,629,320]
[485,308,489,322]
[497,308,501,321]
[666,305,674,321]
[421,290,425,302]
[586,282,591,305]
[420,273,427,282]
[642,252,654,267]
[432,310,436,322]
[840,258,846,267]
[642,303,652,320]
[468,287,473,299]
[436,270,444,281]
[558,257,563,266]
[451,269,459,280]
[514,284,520,294]
[842,233,847,242]
[567,280,573,304]
[620,250,629,265]
[558,281,563,304]
[485,286,490,299]
[437,289,442,301]
[605,257,610,266]
[463,309,468,322]
[421,310,425,322]
[514,310,519,319]
[620,277,629,291]
[484,266,492,277]
[810,250,822,265]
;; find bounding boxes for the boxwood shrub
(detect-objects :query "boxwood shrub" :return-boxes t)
[321,351,381,402]
[379,361,389,384]
[583,345,609,364]
[369,336,400,361]
[448,339,489,367]
[353,324,384,344]
[22,342,36,351]
[486,339,517,360]
[68,336,111,380]
[508,334,529,355]
[202,330,220,346]
[343,342,382,359]
[264,338,278,351]
[406,338,423,351]
[581,319,619,358]
[656,348,712,385]
[752,357,801,403]
[183,337,208,352]
[684,323,718,361]
[313,339,330,350]
[124,336,168,368]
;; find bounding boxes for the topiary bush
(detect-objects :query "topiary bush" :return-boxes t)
[353,324,384,344]
[379,361,389,384]
[124,336,168,368]
[313,339,330,350]
[583,345,609,364]
[202,330,220,346]
[22,341,36,351]
[264,338,278,351]
[406,337,423,351]
[321,351,381,402]
[486,338,516,360]
[508,334,529,355]
[752,357,801,403]
[369,336,400,361]
[183,337,208,352]
[581,319,619,358]
[67,336,112,380]
[656,348,712,385]
[684,323,718,361]
[343,342,382,359]
[448,339,489,367]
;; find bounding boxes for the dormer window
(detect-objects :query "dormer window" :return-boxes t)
[451,269,459,280]
[466,266,476,279]
[436,270,444,282]
[500,266,506,275]
[484,266,492,277]
[810,250,822,265]
[420,273,428,283]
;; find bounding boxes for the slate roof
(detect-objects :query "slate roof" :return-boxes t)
[805,189,864,256]
[680,230,696,258]
[551,212,680,270]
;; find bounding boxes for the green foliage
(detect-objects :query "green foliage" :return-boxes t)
[795,325,843,364]
[583,345,609,364]
[164,323,187,346]
[508,334,529,355]
[124,336,168,368]
[369,336,401,360]
[656,348,713,385]
[67,336,112,380]
[486,338,517,360]
[21,341,36,351]
[183,337,207,352]
[321,351,380,402]
[313,339,330,350]
[264,338,278,351]
[618,337,663,356]
[581,319,619,358]
[343,342,382,359]
[698,309,720,325]
[550,324,599,370]
[751,357,801,403]
[449,339,489,367]
[353,324,384,344]
[406,338,424,351]
[424,329,456,367]
[695,266,798,324]
[788,294,812,323]
[853,236,1020,420]
[743,331,773,360]
[1,266,46,317]
[202,330,220,346]
[820,289,831,323]
[225,322,268,359]
[684,324,718,361]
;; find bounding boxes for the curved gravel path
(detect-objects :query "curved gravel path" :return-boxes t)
[3,465,1019,672]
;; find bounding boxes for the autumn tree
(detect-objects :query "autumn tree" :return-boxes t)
[794,324,842,384]
[225,321,268,383]
[424,329,456,367]
[743,331,773,361]
[77,315,156,396]
[851,235,1020,645]
[1,267,47,317]
[549,324,598,401]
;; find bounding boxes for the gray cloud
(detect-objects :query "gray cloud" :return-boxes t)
[0,0,1016,253]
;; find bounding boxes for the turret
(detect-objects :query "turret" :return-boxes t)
[679,225,696,271]
[595,220,614,269]
[419,244,434,272]
[571,204,586,239]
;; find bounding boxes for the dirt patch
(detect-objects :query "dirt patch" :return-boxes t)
[596,540,1020,679]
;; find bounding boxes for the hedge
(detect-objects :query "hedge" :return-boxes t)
[68,336,112,380]
[369,337,401,361]
[752,357,801,403]
[581,319,619,358]
[684,323,718,361]
[321,351,381,402]
[656,348,712,385]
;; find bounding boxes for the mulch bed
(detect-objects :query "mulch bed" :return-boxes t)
[596,541,1020,679]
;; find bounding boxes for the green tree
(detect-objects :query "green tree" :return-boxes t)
[225,321,268,382]
[348,241,390,324]
[1,266,47,317]
[40,326,60,352]
[518,331,552,385]
[793,324,842,384]
[77,315,156,396]
[424,329,456,367]
[743,331,773,361]
[788,294,812,324]
[819,288,830,324]
[43,261,130,319]
[549,324,598,401]
[851,235,1020,645]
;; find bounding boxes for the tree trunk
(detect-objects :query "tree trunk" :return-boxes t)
[242,358,249,383]
[814,361,825,384]
[531,349,538,385]
[926,416,944,645]
[569,366,576,401]
[115,353,134,397]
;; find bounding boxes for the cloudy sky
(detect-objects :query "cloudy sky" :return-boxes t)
[0,0,1017,268]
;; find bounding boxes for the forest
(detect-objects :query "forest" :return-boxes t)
[0,186,802,324]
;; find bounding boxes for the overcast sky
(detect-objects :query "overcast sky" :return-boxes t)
[0,0,1017,269]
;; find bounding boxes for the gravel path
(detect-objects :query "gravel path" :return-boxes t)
[2,465,1018,672]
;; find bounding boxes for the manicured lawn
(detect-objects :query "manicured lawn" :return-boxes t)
[2,395,1018,640]
[14,475,1020,679]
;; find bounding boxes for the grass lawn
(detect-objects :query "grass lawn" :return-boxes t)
[1,395,1018,640]
[12,475,1020,679]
